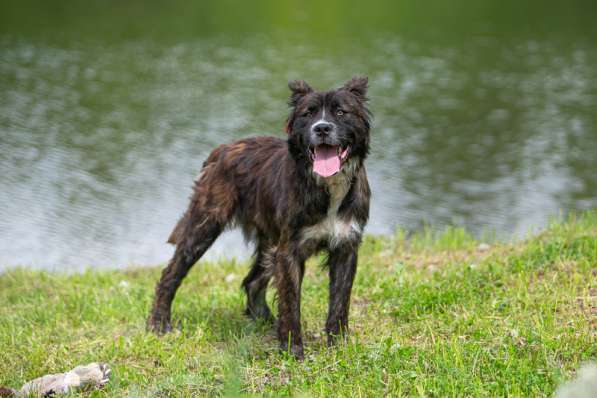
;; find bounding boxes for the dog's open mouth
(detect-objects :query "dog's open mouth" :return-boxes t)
[309,144,349,177]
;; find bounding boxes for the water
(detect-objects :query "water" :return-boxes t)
[1,1,596,270]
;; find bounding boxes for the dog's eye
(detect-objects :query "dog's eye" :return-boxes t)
[303,111,312,117]
[336,110,345,116]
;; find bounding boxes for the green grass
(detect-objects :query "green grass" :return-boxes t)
[1,213,596,397]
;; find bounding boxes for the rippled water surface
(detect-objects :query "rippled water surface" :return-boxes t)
[1,1,596,269]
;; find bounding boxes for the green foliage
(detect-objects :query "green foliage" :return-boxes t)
[0,213,595,396]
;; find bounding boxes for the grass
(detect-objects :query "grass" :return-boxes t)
[0,213,596,397]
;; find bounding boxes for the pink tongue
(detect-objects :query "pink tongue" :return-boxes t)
[313,145,340,177]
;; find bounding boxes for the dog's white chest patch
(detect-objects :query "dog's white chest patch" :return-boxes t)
[300,172,361,248]
[301,215,361,249]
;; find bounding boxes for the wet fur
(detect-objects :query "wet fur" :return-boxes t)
[148,77,372,359]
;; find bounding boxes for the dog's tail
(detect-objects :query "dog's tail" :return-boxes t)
[0,387,16,397]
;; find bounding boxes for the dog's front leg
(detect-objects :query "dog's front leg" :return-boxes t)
[326,244,358,346]
[274,245,305,360]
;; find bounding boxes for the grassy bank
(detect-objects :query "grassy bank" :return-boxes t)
[1,214,596,397]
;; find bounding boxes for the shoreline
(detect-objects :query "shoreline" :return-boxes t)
[1,212,595,396]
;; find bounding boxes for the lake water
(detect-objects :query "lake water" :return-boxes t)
[1,1,596,270]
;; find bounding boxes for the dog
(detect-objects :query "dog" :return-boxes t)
[147,76,371,359]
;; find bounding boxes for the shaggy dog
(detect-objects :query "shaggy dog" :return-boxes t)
[148,77,372,359]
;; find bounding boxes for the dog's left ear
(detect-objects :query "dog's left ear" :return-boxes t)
[342,76,368,101]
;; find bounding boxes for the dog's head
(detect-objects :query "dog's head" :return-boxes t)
[286,77,371,178]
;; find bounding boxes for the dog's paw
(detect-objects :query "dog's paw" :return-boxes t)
[147,313,172,335]
[280,343,305,361]
[326,331,349,347]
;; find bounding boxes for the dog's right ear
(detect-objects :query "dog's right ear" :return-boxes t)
[288,80,313,107]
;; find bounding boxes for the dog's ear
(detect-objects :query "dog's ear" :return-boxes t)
[342,76,368,101]
[288,80,313,107]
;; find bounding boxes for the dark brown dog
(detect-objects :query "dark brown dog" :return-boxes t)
[148,77,372,359]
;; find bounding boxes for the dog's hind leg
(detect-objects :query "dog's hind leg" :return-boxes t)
[242,244,274,323]
[148,215,224,334]
[148,161,239,334]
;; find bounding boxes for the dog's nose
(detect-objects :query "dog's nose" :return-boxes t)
[312,122,334,136]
